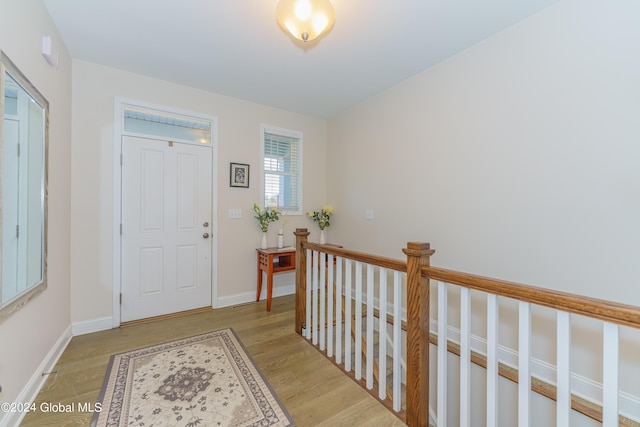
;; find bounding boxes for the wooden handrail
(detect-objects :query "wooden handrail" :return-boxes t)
[298,242,640,329]
[302,241,407,273]
[424,266,640,329]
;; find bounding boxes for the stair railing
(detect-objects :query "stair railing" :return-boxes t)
[427,267,640,427]
[294,228,432,425]
[293,228,640,427]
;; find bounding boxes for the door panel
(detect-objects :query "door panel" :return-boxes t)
[121,136,212,322]
[140,247,163,295]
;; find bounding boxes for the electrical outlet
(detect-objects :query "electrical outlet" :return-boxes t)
[365,209,374,220]
[228,208,242,219]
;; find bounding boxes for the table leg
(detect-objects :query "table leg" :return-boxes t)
[267,264,274,312]
[257,264,263,302]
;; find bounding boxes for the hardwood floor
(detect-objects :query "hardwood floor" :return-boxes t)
[20,294,405,426]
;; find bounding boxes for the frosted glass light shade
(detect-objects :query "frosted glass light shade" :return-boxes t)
[276,0,335,42]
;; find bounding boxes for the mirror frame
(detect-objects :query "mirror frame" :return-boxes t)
[0,51,49,323]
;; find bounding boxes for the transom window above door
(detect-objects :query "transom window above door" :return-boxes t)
[123,105,212,144]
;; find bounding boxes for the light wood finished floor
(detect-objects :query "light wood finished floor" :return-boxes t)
[20,294,405,427]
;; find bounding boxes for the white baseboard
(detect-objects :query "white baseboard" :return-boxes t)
[216,284,295,308]
[72,285,296,333]
[430,320,640,422]
[71,316,113,336]
[0,325,72,427]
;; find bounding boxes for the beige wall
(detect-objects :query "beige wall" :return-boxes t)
[70,61,327,324]
[327,0,640,417]
[0,0,72,410]
[328,0,639,306]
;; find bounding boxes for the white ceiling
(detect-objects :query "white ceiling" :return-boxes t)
[42,0,558,119]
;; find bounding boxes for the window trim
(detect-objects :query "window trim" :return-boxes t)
[260,124,303,215]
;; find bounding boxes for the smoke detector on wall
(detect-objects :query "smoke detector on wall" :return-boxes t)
[42,36,58,68]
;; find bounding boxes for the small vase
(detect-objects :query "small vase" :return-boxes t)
[320,229,326,244]
[277,229,284,249]
[261,232,268,249]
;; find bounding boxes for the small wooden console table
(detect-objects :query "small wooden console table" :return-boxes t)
[256,247,296,311]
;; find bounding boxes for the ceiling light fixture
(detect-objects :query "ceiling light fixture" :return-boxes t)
[276,0,335,43]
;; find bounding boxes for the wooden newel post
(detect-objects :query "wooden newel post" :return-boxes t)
[294,228,310,335]
[403,242,435,427]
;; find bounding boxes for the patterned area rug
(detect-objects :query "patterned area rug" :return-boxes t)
[92,328,294,427]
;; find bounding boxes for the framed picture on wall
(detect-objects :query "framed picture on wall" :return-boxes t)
[230,162,250,188]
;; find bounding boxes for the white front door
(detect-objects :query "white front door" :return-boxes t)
[121,135,212,322]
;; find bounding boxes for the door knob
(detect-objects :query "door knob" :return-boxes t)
[202,232,210,239]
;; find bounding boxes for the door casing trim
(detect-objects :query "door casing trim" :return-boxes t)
[112,97,219,327]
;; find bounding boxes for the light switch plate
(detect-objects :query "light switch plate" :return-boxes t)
[228,208,242,219]
[365,209,374,220]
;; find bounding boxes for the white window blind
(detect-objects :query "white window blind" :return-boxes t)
[262,127,302,214]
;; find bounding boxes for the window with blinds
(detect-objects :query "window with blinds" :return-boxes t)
[262,126,302,215]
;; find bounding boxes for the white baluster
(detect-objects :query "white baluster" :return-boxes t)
[437,281,448,427]
[320,251,326,350]
[336,256,343,364]
[366,264,374,389]
[327,254,334,357]
[305,249,312,340]
[518,301,531,427]
[602,322,619,427]
[355,261,363,380]
[312,250,319,345]
[392,271,402,412]
[487,294,499,427]
[345,260,352,372]
[379,268,388,400]
[460,287,471,427]
[557,311,571,427]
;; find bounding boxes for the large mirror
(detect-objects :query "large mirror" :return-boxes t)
[0,51,48,323]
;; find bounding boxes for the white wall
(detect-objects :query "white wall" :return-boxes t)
[327,0,640,419]
[0,0,72,414]
[70,61,327,324]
